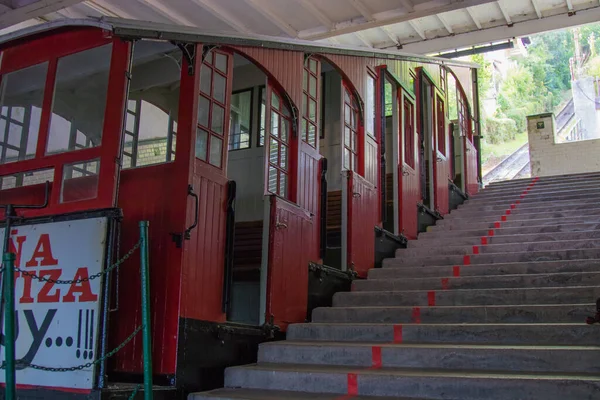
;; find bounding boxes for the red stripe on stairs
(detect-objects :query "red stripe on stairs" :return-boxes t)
[463,255,471,265]
[393,325,403,343]
[453,266,461,277]
[411,307,421,324]
[428,291,436,306]
[371,346,382,369]
[347,373,358,396]
[472,245,479,254]
[481,236,488,245]
[441,278,450,290]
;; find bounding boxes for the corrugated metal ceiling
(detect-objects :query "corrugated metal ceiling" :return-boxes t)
[1,0,600,54]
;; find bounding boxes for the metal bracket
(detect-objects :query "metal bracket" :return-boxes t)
[283,92,299,138]
[174,42,197,75]
[201,45,218,62]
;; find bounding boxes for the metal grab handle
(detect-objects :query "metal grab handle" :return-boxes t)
[276,222,288,229]
[402,168,410,176]
[437,157,443,163]
[353,192,361,198]
[185,184,199,240]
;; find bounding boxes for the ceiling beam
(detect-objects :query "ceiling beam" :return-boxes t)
[350,0,373,21]
[380,25,401,46]
[497,1,512,25]
[0,0,85,29]
[244,0,298,37]
[437,13,454,34]
[402,5,600,54]
[137,0,197,26]
[408,19,426,40]
[466,7,482,29]
[354,31,372,47]
[85,0,136,19]
[299,0,498,40]
[531,0,542,18]
[399,0,415,13]
[298,0,333,29]
[190,0,250,33]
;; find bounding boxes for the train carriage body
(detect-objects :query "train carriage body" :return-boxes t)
[0,18,479,398]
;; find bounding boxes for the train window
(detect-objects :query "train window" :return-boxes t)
[267,90,291,197]
[404,98,415,169]
[436,96,446,156]
[343,87,359,172]
[47,44,112,155]
[61,158,99,203]
[302,57,319,148]
[366,74,376,139]
[0,167,54,191]
[196,50,230,168]
[123,41,181,169]
[258,86,266,147]
[0,63,47,164]
[230,89,252,150]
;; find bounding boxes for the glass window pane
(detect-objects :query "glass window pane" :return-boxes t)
[345,127,351,147]
[344,89,350,103]
[126,111,136,133]
[196,128,208,160]
[309,76,317,97]
[343,148,350,170]
[11,107,25,123]
[61,159,100,203]
[213,73,226,104]
[353,132,358,150]
[268,166,277,193]
[0,62,47,164]
[302,94,308,118]
[309,59,317,74]
[229,90,252,150]
[211,104,224,134]
[215,53,227,73]
[198,96,210,127]
[271,111,279,138]
[345,104,351,123]
[309,99,316,121]
[1,167,54,191]
[128,100,137,112]
[269,139,279,165]
[272,92,280,110]
[281,118,288,141]
[7,123,22,147]
[279,171,287,197]
[303,70,308,91]
[48,44,112,155]
[301,118,307,142]
[209,136,223,167]
[308,123,316,146]
[366,75,375,138]
[200,65,212,95]
[280,143,287,169]
[353,154,358,172]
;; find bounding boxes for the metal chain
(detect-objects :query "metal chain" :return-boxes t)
[13,238,142,285]
[128,384,142,400]
[0,324,143,372]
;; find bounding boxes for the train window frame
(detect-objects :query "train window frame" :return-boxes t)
[302,56,319,148]
[257,85,266,147]
[229,88,253,151]
[267,89,292,198]
[343,85,360,173]
[365,71,377,139]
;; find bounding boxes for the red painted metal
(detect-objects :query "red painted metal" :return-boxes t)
[399,91,419,239]
[266,196,313,330]
[434,91,450,215]
[347,171,377,277]
[298,143,321,260]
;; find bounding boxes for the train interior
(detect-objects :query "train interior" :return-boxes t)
[448,73,465,191]
[320,60,344,270]
[383,78,397,234]
[224,53,270,326]
[420,76,435,211]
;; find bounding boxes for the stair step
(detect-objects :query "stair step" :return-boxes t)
[457,197,599,212]
[400,238,600,257]
[487,171,600,187]
[410,230,600,248]
[369,259,600,279]
[476,181,600,197]
[442,208,600,224]
[449,204,600,218]
[312,304,591,324]
[467,187,600,203]
[385,248,600,268]
[353,272,600,292]
[420,222,600,239]
[258,341,600,374]
[224,363,600,400]
[287,323,600,345]
[333,286,600,307]
[190,388,406,400]
[430,216,600,232]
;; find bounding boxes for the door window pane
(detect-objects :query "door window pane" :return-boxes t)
[366,75,376,138]
[213,73,226,104]
[215,53,228,73]
[211,104,224,134]
[0,63,47,164]
[200,65,212,95]
[0,167,54,191]
[198,96,210,127]
[210,136,223,167]
[61,159,100,203]
[47,44,112,155]
[229,89,252,150]
[196,129,208,161]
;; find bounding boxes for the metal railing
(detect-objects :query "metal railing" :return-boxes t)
[1,221,153,400]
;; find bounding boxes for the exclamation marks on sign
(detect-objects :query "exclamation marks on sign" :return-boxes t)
[76,309,94,360]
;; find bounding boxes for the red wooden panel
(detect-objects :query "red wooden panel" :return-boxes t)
[298,143,321,261]
[400,92,419,240]
[112,163,183,376]
[465,138,479,195]
[230,46,304,116]
[434,93,450,215]
[365,137,378,186]
[266,196,313,330]
[181,161,228,322]
[347,171,377,277]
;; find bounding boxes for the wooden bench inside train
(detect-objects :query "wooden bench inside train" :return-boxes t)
[0,18,481,399]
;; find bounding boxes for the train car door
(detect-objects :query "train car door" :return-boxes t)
[262,81,312,329]
[341,84,376,277]
[457,92,478,195]
[399,86,419,239]
[416,68,435,211]
[433,90,449,214]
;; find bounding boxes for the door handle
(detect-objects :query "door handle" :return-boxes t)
[437,157,443,163]
[353,192,361,198]
[402,168,410,176]
[276,222,288,229]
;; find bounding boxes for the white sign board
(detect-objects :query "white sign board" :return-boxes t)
[0,217,108,392]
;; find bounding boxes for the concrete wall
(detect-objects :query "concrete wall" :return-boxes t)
[527,112,600,177]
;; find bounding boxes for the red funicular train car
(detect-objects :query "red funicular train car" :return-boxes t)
[0,18,480,399]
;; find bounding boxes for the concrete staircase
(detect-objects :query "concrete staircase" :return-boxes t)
[192,173,600,400]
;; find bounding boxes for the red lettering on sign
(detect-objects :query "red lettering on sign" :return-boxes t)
[8,234,26,267]
[38,269,62,303]
[25,234,58,267]
[19,272,34,304]
[62,268,97,302]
